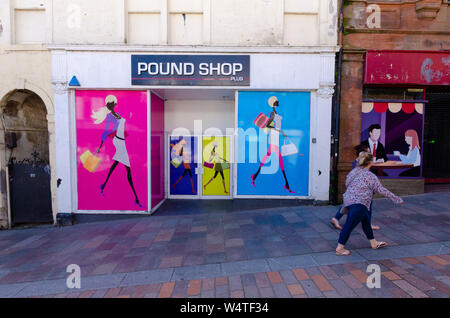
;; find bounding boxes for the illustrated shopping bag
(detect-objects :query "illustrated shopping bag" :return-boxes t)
[171,156,182,168]
[204,161,214,169]
[80,150,102,172]
[281,139,298,157]
[253,113,270,129]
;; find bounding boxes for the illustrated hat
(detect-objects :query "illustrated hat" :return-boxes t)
[105,95,118,105]
[268,96,278,107]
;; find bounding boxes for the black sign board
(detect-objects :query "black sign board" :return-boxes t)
[131,55,250,86]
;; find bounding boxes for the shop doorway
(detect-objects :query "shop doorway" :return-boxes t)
[168,135,233,199]
[423,88,450,192]
[0,89,52,226]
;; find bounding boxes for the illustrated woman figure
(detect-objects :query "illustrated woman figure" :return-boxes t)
[251,96,294,193]
[394,129,421,177]
[93,95,142,207]
[203,141,228,194]
[171,138,196,194]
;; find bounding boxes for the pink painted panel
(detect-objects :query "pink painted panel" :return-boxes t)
[76,90,148,211]
[151,92,165,208]
[365,51,450,85]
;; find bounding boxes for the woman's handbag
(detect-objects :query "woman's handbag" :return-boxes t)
[204,161,214,169]
[253,113,270,129]
[217,156,230,170]
[80,150,102,173]
[171,156,182,168]
[281,137,298,157]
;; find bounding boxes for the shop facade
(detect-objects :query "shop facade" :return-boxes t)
[51,47,337,219]
[336,0,450,200]
[363,51,450,190]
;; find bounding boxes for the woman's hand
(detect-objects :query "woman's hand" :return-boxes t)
[97,141,104,153]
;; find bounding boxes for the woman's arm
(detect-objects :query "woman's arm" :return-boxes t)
[100,114,118,142]
[399,148,419,165]
[372,174,403,204]
[266,112,275,128]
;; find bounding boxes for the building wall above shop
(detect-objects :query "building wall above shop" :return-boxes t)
[342,0,450,51]
[0,0,338,47]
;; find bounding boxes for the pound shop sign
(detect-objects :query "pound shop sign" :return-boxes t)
[131,55,250,86]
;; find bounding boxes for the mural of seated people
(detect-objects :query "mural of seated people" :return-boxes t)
[361,102,424,178]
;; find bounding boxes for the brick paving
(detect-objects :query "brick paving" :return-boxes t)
[17,254,450,298]
[0,192,448,298]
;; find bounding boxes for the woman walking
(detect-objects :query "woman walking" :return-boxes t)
[251,96,294,193]
[203,141,228,194]
[336,151,403,256]
[171,138,196,194]
[94,95,142,207]
[331,143,380,231]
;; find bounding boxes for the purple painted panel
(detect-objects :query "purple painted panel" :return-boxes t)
[361,102,424,178]
[151,92,165,208]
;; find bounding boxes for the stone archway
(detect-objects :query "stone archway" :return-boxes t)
[0,89,53,228]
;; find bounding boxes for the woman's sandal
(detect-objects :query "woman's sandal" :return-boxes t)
[371,225,381,230]
[335,249,351,256]
[330,218,342,230]
[372,241,387,249]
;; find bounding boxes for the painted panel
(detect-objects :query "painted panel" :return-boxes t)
[361,102,424,178]
[76,90,148,211]
[151,93,165,208]
[237,91,310,196]
[365,51,450,85]
[202,136,231,196]
[169,136,198,195]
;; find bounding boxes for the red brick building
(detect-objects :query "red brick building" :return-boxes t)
[333,0,450,201]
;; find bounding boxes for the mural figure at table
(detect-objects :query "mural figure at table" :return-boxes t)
[171,138,197,194]
[94,95,143,207]
[250,96,295,193]
[203,141,228,194]
[361,124,388,163]
[395,129,421,177]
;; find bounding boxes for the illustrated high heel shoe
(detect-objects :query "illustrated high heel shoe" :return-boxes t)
[135,200,143,208]
[250,175,256,188]
[100,185,105,196]
[284,185,295,194]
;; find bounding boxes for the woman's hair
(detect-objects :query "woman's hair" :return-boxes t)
[357,151,374,167]
[354,143,370,157]
[91,107,110,124]
[405,129,420,150]
[92,95,117,124]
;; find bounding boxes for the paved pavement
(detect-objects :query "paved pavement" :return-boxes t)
[0,192,449,298]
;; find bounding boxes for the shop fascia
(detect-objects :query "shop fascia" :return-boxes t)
[137,61,244,77]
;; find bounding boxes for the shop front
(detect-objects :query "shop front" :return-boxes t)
[51,48,336,219]
[362,50,450,194]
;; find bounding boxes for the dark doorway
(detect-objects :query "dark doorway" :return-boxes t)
[423,87,450,187]
[1,89,52,226]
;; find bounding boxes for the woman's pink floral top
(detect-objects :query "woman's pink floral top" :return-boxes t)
[343,167,403,209]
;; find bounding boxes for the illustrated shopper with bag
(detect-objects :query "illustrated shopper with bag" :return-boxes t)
[251,96,296,193]
[335,151,403,256]
[170,138,196,194]
[203,141,229,194]
[94,95,143,207]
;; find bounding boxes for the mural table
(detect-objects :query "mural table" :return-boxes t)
[372,161,414,177]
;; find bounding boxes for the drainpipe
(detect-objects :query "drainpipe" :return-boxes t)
[331,0,344,205]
